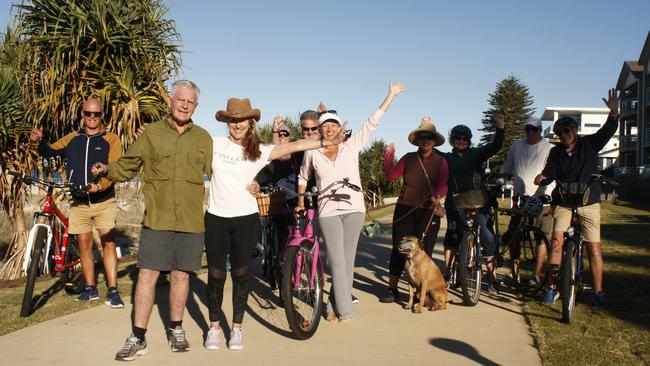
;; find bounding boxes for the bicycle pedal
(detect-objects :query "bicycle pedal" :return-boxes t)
[582,283,592,292]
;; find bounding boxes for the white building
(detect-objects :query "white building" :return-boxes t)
[540,107,620,170]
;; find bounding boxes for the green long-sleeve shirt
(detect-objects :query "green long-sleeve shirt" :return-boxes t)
[108,119,212,233]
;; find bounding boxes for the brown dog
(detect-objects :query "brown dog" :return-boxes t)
[399,236,448,312]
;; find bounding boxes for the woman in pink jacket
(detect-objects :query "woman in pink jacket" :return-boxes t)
[297,83,406,321]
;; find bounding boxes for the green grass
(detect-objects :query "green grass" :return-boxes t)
[510,201,650,365]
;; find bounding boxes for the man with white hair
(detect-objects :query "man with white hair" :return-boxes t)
[500,117,554,287]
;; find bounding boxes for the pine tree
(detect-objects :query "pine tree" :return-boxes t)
[479,75,535,170]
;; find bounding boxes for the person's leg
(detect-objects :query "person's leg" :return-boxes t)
[204,213,230,330]
[443,209,462,276]
[477,209,497,280]
[169,269,190,323]
[97,228,118,288]
[385,204,416,299]
[228,213,260,327]
[579,203,603,295]
[414,208,440,258]
[133,268,160,330]
[318,215,346,317]
[77,232,96,286]
[339,212,364,319]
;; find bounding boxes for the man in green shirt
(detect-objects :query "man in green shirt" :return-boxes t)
[93,80,212,361]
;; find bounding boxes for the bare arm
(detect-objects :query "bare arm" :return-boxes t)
[268,127,347,161]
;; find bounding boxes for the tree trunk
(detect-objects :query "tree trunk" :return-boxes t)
[0,189,28,280]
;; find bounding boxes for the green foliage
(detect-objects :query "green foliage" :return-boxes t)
[359,139,401,205]
[15,0,181,147]
[479,75,535,170]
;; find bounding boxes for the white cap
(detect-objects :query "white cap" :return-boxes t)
[278,123,290,134]
[318,112,341,125]
[524,117,542,129]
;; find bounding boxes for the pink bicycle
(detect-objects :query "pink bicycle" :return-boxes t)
[280,178,361,339]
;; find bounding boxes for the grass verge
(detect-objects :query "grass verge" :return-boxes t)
[512,201,650,365]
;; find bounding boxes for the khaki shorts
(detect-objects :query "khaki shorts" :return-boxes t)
[68,198,117,234]
[553,203,601,242]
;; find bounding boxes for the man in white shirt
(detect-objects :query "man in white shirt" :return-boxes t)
[500,117,554,287]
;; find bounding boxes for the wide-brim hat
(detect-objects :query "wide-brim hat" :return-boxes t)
[215,98,261,122]
[408,118,445,146]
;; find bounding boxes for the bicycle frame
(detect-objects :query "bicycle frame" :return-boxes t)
[283,202,324,288]
[564,207,584,288]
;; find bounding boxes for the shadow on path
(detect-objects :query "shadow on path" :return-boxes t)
[429,337,500,366]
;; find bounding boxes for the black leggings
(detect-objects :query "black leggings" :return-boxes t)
[388,203,441,276]
[204,212,260,324]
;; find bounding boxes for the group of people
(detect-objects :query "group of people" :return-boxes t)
[28,78,620,361]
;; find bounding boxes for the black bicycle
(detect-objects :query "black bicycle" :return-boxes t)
[540,174,618,323]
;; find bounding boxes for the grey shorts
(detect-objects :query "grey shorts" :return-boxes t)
[137,227,204,271]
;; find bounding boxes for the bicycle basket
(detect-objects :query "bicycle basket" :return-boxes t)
[452,189,488,209]
[557,182,590,206]
[256,193,271,216]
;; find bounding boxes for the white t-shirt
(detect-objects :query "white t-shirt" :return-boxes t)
[207,136,274,217]
[500,139,555,197]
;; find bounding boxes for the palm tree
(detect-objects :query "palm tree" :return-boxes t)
[0,0,182,279]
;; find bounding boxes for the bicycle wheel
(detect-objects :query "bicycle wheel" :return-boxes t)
[458,231,481,306]
[270,223,283,292]
[281,243,323,340]
[20,226,48,317]
[62,235,83,295]
[561,239,578,323]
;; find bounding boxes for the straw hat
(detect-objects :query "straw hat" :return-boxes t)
[215,98,261,122]
[407,117,445,146]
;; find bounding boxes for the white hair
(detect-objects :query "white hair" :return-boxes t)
[171,80,200,101]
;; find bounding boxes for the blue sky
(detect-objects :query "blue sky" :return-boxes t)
[1,0,649,154]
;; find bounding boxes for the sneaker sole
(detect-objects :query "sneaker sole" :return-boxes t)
[168,340,189,352]
[105,300,125,308]
[115,347,148,361]
[76,297,100,302]
[204,343,220,350]
[229,344,243,350]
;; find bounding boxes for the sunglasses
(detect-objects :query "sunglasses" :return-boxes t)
[278,132,290,138]
[417,134,436,141]
[453,136,469,142]
[558,127,573,135]
[317,109,337,116]
[83,111,102,118]
[302,126,319,132]
[525,126,540,132]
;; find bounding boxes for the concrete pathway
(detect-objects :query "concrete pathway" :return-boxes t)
[1,218,540,366]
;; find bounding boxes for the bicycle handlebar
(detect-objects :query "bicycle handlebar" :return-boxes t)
[274,178,361,198]
[7,171,89,193]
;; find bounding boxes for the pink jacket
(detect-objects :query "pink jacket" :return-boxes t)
[299,110,384,217]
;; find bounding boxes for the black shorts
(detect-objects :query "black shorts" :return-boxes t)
[137,227,204,271]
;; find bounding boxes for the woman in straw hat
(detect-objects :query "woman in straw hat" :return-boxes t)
[297,82,406,322]
[379,116,448,303]
[204,97,347,350]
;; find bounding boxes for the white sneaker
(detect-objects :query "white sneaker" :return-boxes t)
[229,328,244,350]
[204,327,222,350]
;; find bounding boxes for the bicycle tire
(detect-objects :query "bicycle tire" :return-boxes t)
[561,239,578,323]
[270,223,283,292]
[62,235,83,295]
[458,231,481,306]
[20,226,48,317]
[281,243,323,340]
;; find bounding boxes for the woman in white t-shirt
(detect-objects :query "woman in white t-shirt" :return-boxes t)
[204,98,345,350]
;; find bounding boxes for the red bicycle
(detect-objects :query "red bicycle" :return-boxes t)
[9,171,85,317]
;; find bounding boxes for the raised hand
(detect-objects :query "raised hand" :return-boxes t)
[318,101,327,113]
[386,143,395,155]
[602,88,620,116]
[273,116,284,130]
[389,82,406,96]
[29,127,43,143]
[494,113,505,129]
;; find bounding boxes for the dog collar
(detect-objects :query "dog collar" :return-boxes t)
[409,250,423,260]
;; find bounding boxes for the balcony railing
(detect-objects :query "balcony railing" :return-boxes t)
[614,165,650,178]
[621,134,638,148]
[622,98,638,112]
